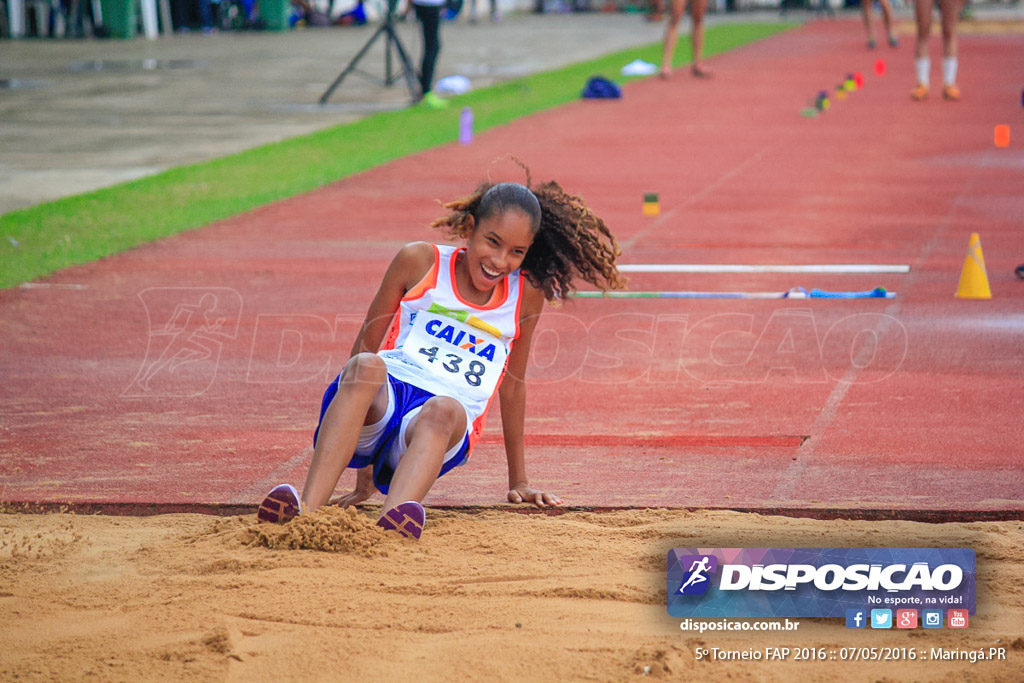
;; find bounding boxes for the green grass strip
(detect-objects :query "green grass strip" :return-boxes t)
[0,21,795,289]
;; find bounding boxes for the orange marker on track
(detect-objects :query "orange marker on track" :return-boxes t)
[994,125,1010,148]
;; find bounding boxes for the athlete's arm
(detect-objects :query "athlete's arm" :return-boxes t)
[349,242,434,356]
[500,283,562,507]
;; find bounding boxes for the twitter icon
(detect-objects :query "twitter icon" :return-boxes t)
[870,609,893,629]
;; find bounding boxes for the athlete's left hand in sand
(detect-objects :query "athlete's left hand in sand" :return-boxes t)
[508,484,563,507]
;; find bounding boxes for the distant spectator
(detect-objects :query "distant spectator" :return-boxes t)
[660,0,711,79]
[413,0,447,107]
[861,0,899,50]
[911,0,963,100]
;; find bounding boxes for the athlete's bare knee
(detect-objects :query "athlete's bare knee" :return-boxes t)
[418,397,463,432]
[406,399,465,450]
[340,353,386,389]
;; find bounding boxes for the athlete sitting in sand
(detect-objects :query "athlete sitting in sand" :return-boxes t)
[258,175,625,538]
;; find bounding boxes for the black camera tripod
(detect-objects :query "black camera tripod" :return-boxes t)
[319,0,419,105]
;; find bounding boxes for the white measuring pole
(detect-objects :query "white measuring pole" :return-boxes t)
[617,264,910,274]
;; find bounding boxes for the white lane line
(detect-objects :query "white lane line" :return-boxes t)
[618,264,911,274]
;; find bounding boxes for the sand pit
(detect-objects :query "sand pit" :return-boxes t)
[1,507,1021,682]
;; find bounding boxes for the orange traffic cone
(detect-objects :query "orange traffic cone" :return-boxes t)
[955,233,992,299]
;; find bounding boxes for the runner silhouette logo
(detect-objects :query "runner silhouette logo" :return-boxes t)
[677,555,719,595]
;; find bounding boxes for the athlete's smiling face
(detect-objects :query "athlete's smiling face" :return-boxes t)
[462,210,535,296]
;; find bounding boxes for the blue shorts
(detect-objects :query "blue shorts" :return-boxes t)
[313,373,470,494]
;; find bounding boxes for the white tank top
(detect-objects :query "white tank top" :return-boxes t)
[378,244,524,448]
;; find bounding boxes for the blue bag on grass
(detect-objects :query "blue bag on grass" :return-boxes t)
[581,76,622,99]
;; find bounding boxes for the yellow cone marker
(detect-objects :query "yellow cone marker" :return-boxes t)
[955,232,992,299]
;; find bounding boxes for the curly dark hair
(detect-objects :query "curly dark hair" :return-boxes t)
[431,179,627,301]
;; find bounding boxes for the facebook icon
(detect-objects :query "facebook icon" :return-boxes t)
[845,609,867,629]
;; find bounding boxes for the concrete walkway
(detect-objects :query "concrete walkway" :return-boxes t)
[0,12,681,214]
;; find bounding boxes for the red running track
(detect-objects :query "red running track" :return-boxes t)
[1,20,1022,518]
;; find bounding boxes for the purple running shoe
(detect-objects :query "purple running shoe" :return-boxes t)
[377,501,425,539]
[257,484,302,524]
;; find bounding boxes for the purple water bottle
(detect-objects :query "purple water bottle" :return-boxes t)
[459,106,473,145]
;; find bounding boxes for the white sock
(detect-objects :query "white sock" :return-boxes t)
[942,57,958,86]
[915,57,931,86]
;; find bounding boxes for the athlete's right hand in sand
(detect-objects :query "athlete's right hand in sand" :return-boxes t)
[508,484,563,507]
[335,466,376,508]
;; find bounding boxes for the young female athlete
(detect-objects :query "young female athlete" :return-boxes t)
[258,179,625,538]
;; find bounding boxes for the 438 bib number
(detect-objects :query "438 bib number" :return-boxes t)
[417,346,487,387]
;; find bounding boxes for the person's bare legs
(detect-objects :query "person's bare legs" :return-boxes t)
[939,0,961,97]
[862,0,897,48]
[380,396,466,514]
[689,0,710,77]
[912,0,933,98]
[659,0,685,77]
[914,0,932,61]
[878,0,897,46]
[940,0,959,58]
[861,0,877,47]
[301,353,389,512]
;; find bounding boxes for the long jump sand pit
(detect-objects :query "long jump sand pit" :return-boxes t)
[1,507,1021,681]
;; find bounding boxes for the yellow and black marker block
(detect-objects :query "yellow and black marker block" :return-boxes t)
[643,192,660,216]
